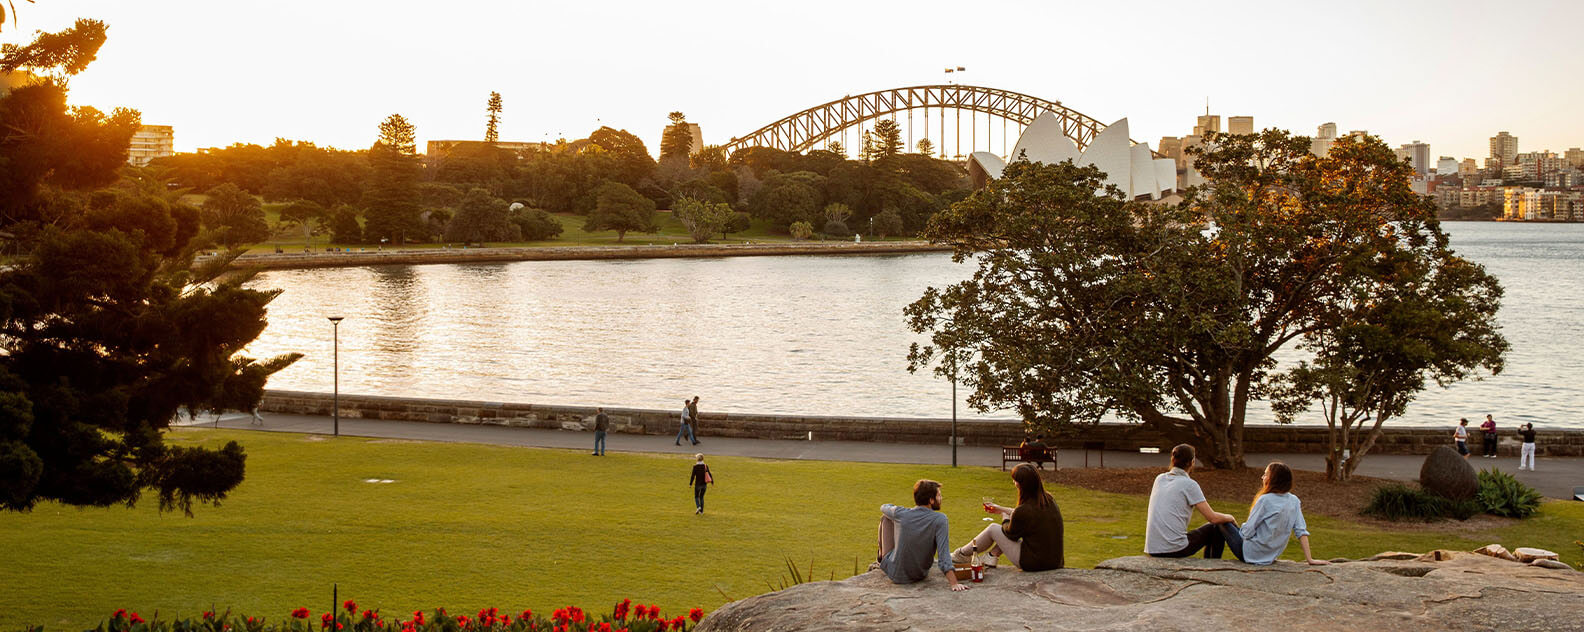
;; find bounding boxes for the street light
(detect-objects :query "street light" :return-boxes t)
[327,316,344,437]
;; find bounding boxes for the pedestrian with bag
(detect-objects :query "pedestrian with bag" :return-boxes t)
[689,453,714,514]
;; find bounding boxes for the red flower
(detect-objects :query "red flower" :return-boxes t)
[113,609,127,620]
[292,608,311,619]
[631,606,645,619]
[129,612,145,624]
[247,617,256,624]
[343,600,357,613]
[412,611,426,625]
[648,605,661,620]
[322,613,335,629]
[362,610,376,621]
[520,609,533,621]
[689,608,703,623]
[203,611,216,620]
[655,621,668,632]
[456,614,472,628]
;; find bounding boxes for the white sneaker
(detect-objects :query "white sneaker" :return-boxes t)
[976,553,997,569]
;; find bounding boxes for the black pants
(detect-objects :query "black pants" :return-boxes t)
[1484,432,1498,456]
[1149,522,1226,559]
[694,484,707,512]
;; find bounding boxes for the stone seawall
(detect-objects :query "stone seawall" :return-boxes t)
[218,241,950,271]
[258,390,1584,457]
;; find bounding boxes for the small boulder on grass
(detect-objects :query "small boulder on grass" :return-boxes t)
[1420,446,1479,501]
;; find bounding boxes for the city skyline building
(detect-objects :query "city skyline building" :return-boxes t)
[1397,140,1431,177]
[127,125,174,166]
[1227,116,1253,135]
[1490,131,1519,167]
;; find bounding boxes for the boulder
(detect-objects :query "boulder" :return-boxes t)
[1515,547,1559,563]
[1419,445,1479,500]
[1474,543,1518,561]
[697,553,1584,632]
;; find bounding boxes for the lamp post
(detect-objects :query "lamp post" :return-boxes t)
[950,352,958,467]
[327,316,343,436]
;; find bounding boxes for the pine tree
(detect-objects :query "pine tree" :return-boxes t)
[364,114,423,244]
[660,111,694,160]
[916,138,935,158]
[873,119,903,161]
[485,92,502,144]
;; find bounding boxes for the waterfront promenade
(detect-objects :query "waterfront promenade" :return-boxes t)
[183,411,1584,500]
[217,240,951,270]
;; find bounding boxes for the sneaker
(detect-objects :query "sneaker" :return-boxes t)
[977,553,998,569]
[950,545,975,566]
[866,560,883,572]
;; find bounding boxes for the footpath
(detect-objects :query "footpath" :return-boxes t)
[179,411,1584,500]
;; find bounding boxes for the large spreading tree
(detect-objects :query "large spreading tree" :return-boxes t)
[907,131,1506,469]
[0,19,299,512]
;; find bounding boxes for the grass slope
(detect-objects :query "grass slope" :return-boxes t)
[3,429,1579,629]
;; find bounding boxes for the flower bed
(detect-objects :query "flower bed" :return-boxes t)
[62,599,704,632]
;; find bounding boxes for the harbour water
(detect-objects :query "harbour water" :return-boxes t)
[243,222,1584,429]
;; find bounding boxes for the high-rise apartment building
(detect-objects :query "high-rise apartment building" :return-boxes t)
[1397,141,1431,177]
[1157,136,1182,161]
[1227,116,1253,135]
[1436,156,1459,176]
[127,125,174,166]
[1459,158,1480,178]
[1489,131,1518,167]
[1316,122,1338,139]
[1566,147,1584,168]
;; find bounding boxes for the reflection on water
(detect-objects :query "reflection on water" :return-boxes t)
[244,222,1584,429]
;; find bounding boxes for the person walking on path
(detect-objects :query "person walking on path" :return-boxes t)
[874,479,968,591]
[1145,444,1237,559]
[674,399,698,446]
[1518,423,1538,471]
[688,453,713,514]
[1455,418,1471,459]
[1218,462,1330,566]
[687,396,702,441]
[592,407,609,456]
[1480,414,1498,458]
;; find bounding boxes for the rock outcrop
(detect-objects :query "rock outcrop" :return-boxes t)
[697,551,1584,632]
[1420,445,1479,500]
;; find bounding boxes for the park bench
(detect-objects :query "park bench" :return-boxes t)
[1001,445,1057,471]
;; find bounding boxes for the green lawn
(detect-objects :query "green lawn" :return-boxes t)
[244,211,906,254]
[4,430,1579,629]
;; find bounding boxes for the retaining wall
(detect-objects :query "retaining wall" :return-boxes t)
[258,390,1584,457]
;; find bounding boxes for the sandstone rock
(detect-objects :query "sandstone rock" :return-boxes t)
[1532,559,1574,570]
[1515,547,1559,563]
[1419,446,1478,500]
[1474,543,1518,561]
[697,553,1584,632]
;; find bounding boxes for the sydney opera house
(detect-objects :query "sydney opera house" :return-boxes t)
[967,113,1180,200]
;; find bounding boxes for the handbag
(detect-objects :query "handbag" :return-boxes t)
[704,468,714,484]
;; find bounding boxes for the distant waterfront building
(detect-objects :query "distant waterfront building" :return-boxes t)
[1227,116,1254,135]
[127,125,174,166]
[1490,131,1518,167]
[1436,156,1459,176]
[1567,148,1584,168]
[425,140,548,158]
[662,122,705,156]
[1396,141,1431,177]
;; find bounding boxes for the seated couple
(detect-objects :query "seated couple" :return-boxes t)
[1146,444,1329,566]
[873,464,1063,591]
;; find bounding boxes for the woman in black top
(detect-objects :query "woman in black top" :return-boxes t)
[952,463,1064,571]
[688,453,713,514]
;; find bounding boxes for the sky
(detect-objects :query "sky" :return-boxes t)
[9,0,1584,161]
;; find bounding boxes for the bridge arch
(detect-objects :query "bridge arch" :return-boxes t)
[721,85,1111,157]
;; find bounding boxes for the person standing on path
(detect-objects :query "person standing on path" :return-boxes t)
[674,399,697,446]
[1517,423,1538,471]
[688,453,713,514]
[1480,414,1498,458]
[687,396,702,442]
[1454,418,1470,459]
[592,407,609,456]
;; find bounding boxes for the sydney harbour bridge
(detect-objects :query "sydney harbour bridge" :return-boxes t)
[719,84,1116,159]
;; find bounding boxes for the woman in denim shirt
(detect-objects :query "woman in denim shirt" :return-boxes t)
[1220,462,1330,566]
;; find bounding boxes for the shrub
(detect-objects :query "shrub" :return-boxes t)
[1364,483,1483,522]
[821,219,851,238]
[1476,468,1542,518]
[789,221,813,240]
[511,208,563,241]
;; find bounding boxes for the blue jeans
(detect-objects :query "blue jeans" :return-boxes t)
[675,422,696,445]
[694,484,707,511]
[593,431,606,455]
[1218,522,1246,562]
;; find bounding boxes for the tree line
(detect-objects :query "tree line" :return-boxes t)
[151,110,971,247]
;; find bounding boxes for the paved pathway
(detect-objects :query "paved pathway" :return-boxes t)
[179,412,1584,500]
